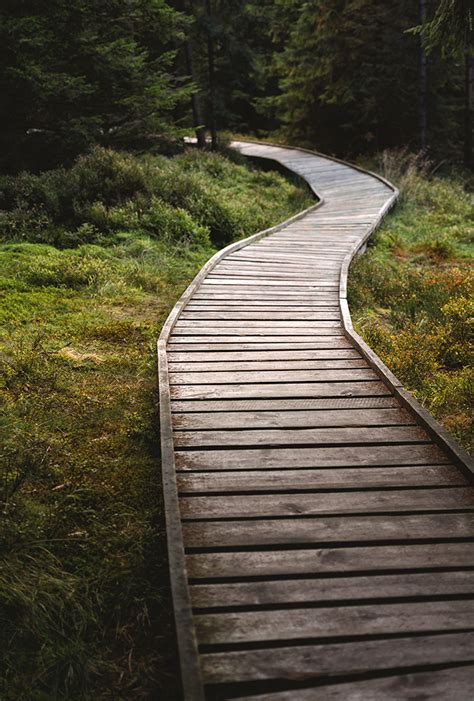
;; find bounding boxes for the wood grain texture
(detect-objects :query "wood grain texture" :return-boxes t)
[231,665,474,700]
[181,487,473,519]
[191,571,474,609]
[175,444,449,470]
[178,466,466,495]
[201,632,474,683]
[195,600,474,644]
[187,542,474,579]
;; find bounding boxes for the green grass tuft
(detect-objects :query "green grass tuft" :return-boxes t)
[349,151,473,452]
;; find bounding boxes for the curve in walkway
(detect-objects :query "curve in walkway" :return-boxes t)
[158,140,474,701]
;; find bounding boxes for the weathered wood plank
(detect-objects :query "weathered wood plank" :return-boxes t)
[170,369,377,385]
[180,487,473,519]
[195,600,474,644]
[192,571,474,609]
[200,632,474,684]
[171,396,399,412]
[175,444,449,470]
[172,407,412,429]
[230,665,474,700]
[169,360,368,372]
[173,425,426,448]
[183,511,473,547]
[187,542,474,579]
[199,279,339,287]
[170,380,389,400]
[168,340,354,351]
[168,350,362,362]
[179,311,341,320]
[169,333,346,342]
[177,467,466,496]
[171,327,345,337]
[184,300,340,308]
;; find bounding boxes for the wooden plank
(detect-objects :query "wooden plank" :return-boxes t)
[186,542,474,579]
[191,571,474,609]
[195,600,474,644]
[209,268,340,277]
[177,467,466,496]
[169,380,389,400]
[184,300,340,307]
[171,327,345,337]
[179,311,341,320]
[214,264,342,273]
[168,329,351,350]
[201,632,474,684]
[183,511,473,547]
[169,369,377,385]
[169,360,368,371]
[171,396,399,412]
[168,341,354,351]
[168,350,362,362]
[169,333,346,342]
[172,407,412,429]
[175,444,450,470]
[180,487,473,520]
[193,288,339,296]
[232,665,474,700]
[173,425,427,448]
[168,348,366,364]
[199,279,339,287]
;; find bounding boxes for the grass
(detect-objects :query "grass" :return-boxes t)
[349,150,473,453]
[0,147,314,699]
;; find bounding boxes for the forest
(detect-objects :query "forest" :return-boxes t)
[0,0,472,171]
[0,1,473,699]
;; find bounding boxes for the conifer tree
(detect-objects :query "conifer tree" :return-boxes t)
[0,0,191,172]
[413,0,473,166]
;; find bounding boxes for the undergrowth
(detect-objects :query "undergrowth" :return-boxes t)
[349,150,473,452]
[0,147,313,699]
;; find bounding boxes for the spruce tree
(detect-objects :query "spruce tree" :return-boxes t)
[0,0,191,172]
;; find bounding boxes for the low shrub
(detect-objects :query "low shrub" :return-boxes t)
[24,252,110,290]
[0,146,313,249]
[349,152,473,452]
[0,150,313,698]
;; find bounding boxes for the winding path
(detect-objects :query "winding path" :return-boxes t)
[158,141,474,700]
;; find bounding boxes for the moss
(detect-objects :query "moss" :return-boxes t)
[0,150,313,699]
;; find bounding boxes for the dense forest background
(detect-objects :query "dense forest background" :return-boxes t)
[1,0,472,174]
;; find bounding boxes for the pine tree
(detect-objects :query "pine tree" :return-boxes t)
[413,0,474,166]
[0,0,191,172]
[254,0,464,158]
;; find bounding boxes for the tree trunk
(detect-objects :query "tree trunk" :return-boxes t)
[465,51,473,169]
[419,0,428,152]
[185,39,207,148]
[178,0,207,148]
[205,0,218,150]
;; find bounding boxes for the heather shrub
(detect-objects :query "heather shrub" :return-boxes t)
[349,153,473,451]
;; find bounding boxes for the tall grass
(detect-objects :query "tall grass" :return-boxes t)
[350,151,473,452]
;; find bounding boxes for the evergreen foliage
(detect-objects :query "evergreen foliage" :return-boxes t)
[0,1,471,165]
[0,0,191,172]
[256,0,466,157]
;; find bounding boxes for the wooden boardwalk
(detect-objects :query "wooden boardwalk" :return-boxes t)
[158,141,474,700]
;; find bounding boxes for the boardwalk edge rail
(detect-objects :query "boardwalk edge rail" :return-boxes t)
[157,139,474,700]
